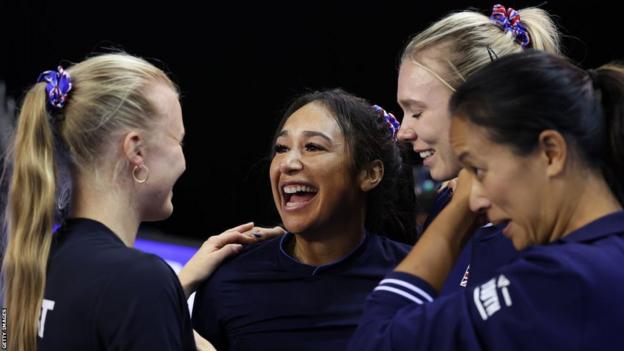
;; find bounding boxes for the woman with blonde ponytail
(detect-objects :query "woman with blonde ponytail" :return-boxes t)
[2,53,281,351]
[393,4,563,294]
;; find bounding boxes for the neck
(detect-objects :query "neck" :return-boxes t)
[70,173,140,247]
[550,172,622,241]
[290,217,366,266]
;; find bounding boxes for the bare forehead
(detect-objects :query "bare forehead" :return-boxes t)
[145,82,180,114]
[281,102,342,137]
[398,60,453,106]
[450,115,498,155]
[145,82,183,134]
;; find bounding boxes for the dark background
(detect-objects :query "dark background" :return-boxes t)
[1,1,620,242]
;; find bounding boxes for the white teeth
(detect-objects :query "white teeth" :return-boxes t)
[419,150,435,159]
[283,185,318,194]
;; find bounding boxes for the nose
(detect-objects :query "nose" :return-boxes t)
[396,116,418,142]
[279,150,303,174]
[469,180,491,213]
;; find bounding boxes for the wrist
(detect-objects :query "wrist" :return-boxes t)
[178,267,200,298]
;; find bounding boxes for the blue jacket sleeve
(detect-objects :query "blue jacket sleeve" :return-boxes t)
[348,252,584,351]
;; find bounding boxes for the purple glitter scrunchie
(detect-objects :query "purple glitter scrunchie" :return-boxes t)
[37,66,73,109]
[373,104,400,140]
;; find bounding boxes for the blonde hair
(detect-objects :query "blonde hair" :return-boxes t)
[402,7,561,90]
[2,53,177,351]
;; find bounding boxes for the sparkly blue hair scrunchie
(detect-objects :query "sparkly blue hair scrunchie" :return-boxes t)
[489,4,531,48]
[373,104,400,140]
[37,66,73,109]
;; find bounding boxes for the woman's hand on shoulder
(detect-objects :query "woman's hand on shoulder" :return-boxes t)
[179,222,285,298]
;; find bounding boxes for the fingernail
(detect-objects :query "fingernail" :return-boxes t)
[253,232,262,238]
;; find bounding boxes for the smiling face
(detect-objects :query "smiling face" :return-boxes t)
[139,83,186,221]
[270,102,365,236]
[396,58,462,182]
[449,116,554,250]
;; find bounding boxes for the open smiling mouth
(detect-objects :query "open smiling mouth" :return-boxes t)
[419,149,435,161]
[282,184,319,210]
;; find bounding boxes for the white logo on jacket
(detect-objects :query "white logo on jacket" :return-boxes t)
[38,299,55,338]
[473,275,512,320]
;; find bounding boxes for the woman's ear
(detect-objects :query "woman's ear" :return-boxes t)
[122,131,145,166]
[359,159,384,192]
[538,130,567,178]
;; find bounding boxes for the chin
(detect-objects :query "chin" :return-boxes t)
[429,168,454,182]
[281,221,307,235]
[143,204,174,222]
[511,240,527,251]
[430,164,461,182]
[510,234,531,251]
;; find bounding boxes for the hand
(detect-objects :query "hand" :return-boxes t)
[179,222,285,297]
[439,179,456,193]
[395,169,480,291]
[450,169,472,205]
[449,169,488,232]
[194,330,216,351]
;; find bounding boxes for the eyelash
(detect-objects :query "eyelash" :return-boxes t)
[273,143,325,154]
[305,143,324,152]
[274,144,288,154]
[412,112,422,119]
[469,166,485,180]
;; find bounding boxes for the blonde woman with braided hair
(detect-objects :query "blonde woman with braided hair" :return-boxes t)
[394,4,563,293]
[2,53,281,351]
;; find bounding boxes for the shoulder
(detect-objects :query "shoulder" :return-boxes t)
[500,244,579,281]
[351,234,411,273]
[199,237,281,285]
[126,251,179,284]
[103,250,182,298]
[516,238,624,297]
[223,236,281,268]
[93,251,188,330]
[369,234,411,257]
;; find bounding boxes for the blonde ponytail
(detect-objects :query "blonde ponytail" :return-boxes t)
[3,83,57,351]
[401,6,561,89]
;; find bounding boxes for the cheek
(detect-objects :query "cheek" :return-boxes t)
[484,175,525,216]
[400,115,417,131]
[321,161,356,194]
[269,158,280,182]
[417,114,445,141]
[432,113,452,139]
[268,158,282,200]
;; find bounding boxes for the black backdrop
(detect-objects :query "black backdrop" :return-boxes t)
[2,1,620,241]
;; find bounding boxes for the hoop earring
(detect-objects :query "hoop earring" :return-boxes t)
[132,164,149,184]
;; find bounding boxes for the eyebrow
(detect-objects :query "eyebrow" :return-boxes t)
[397,99,426,110]
[277,130,332,142]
